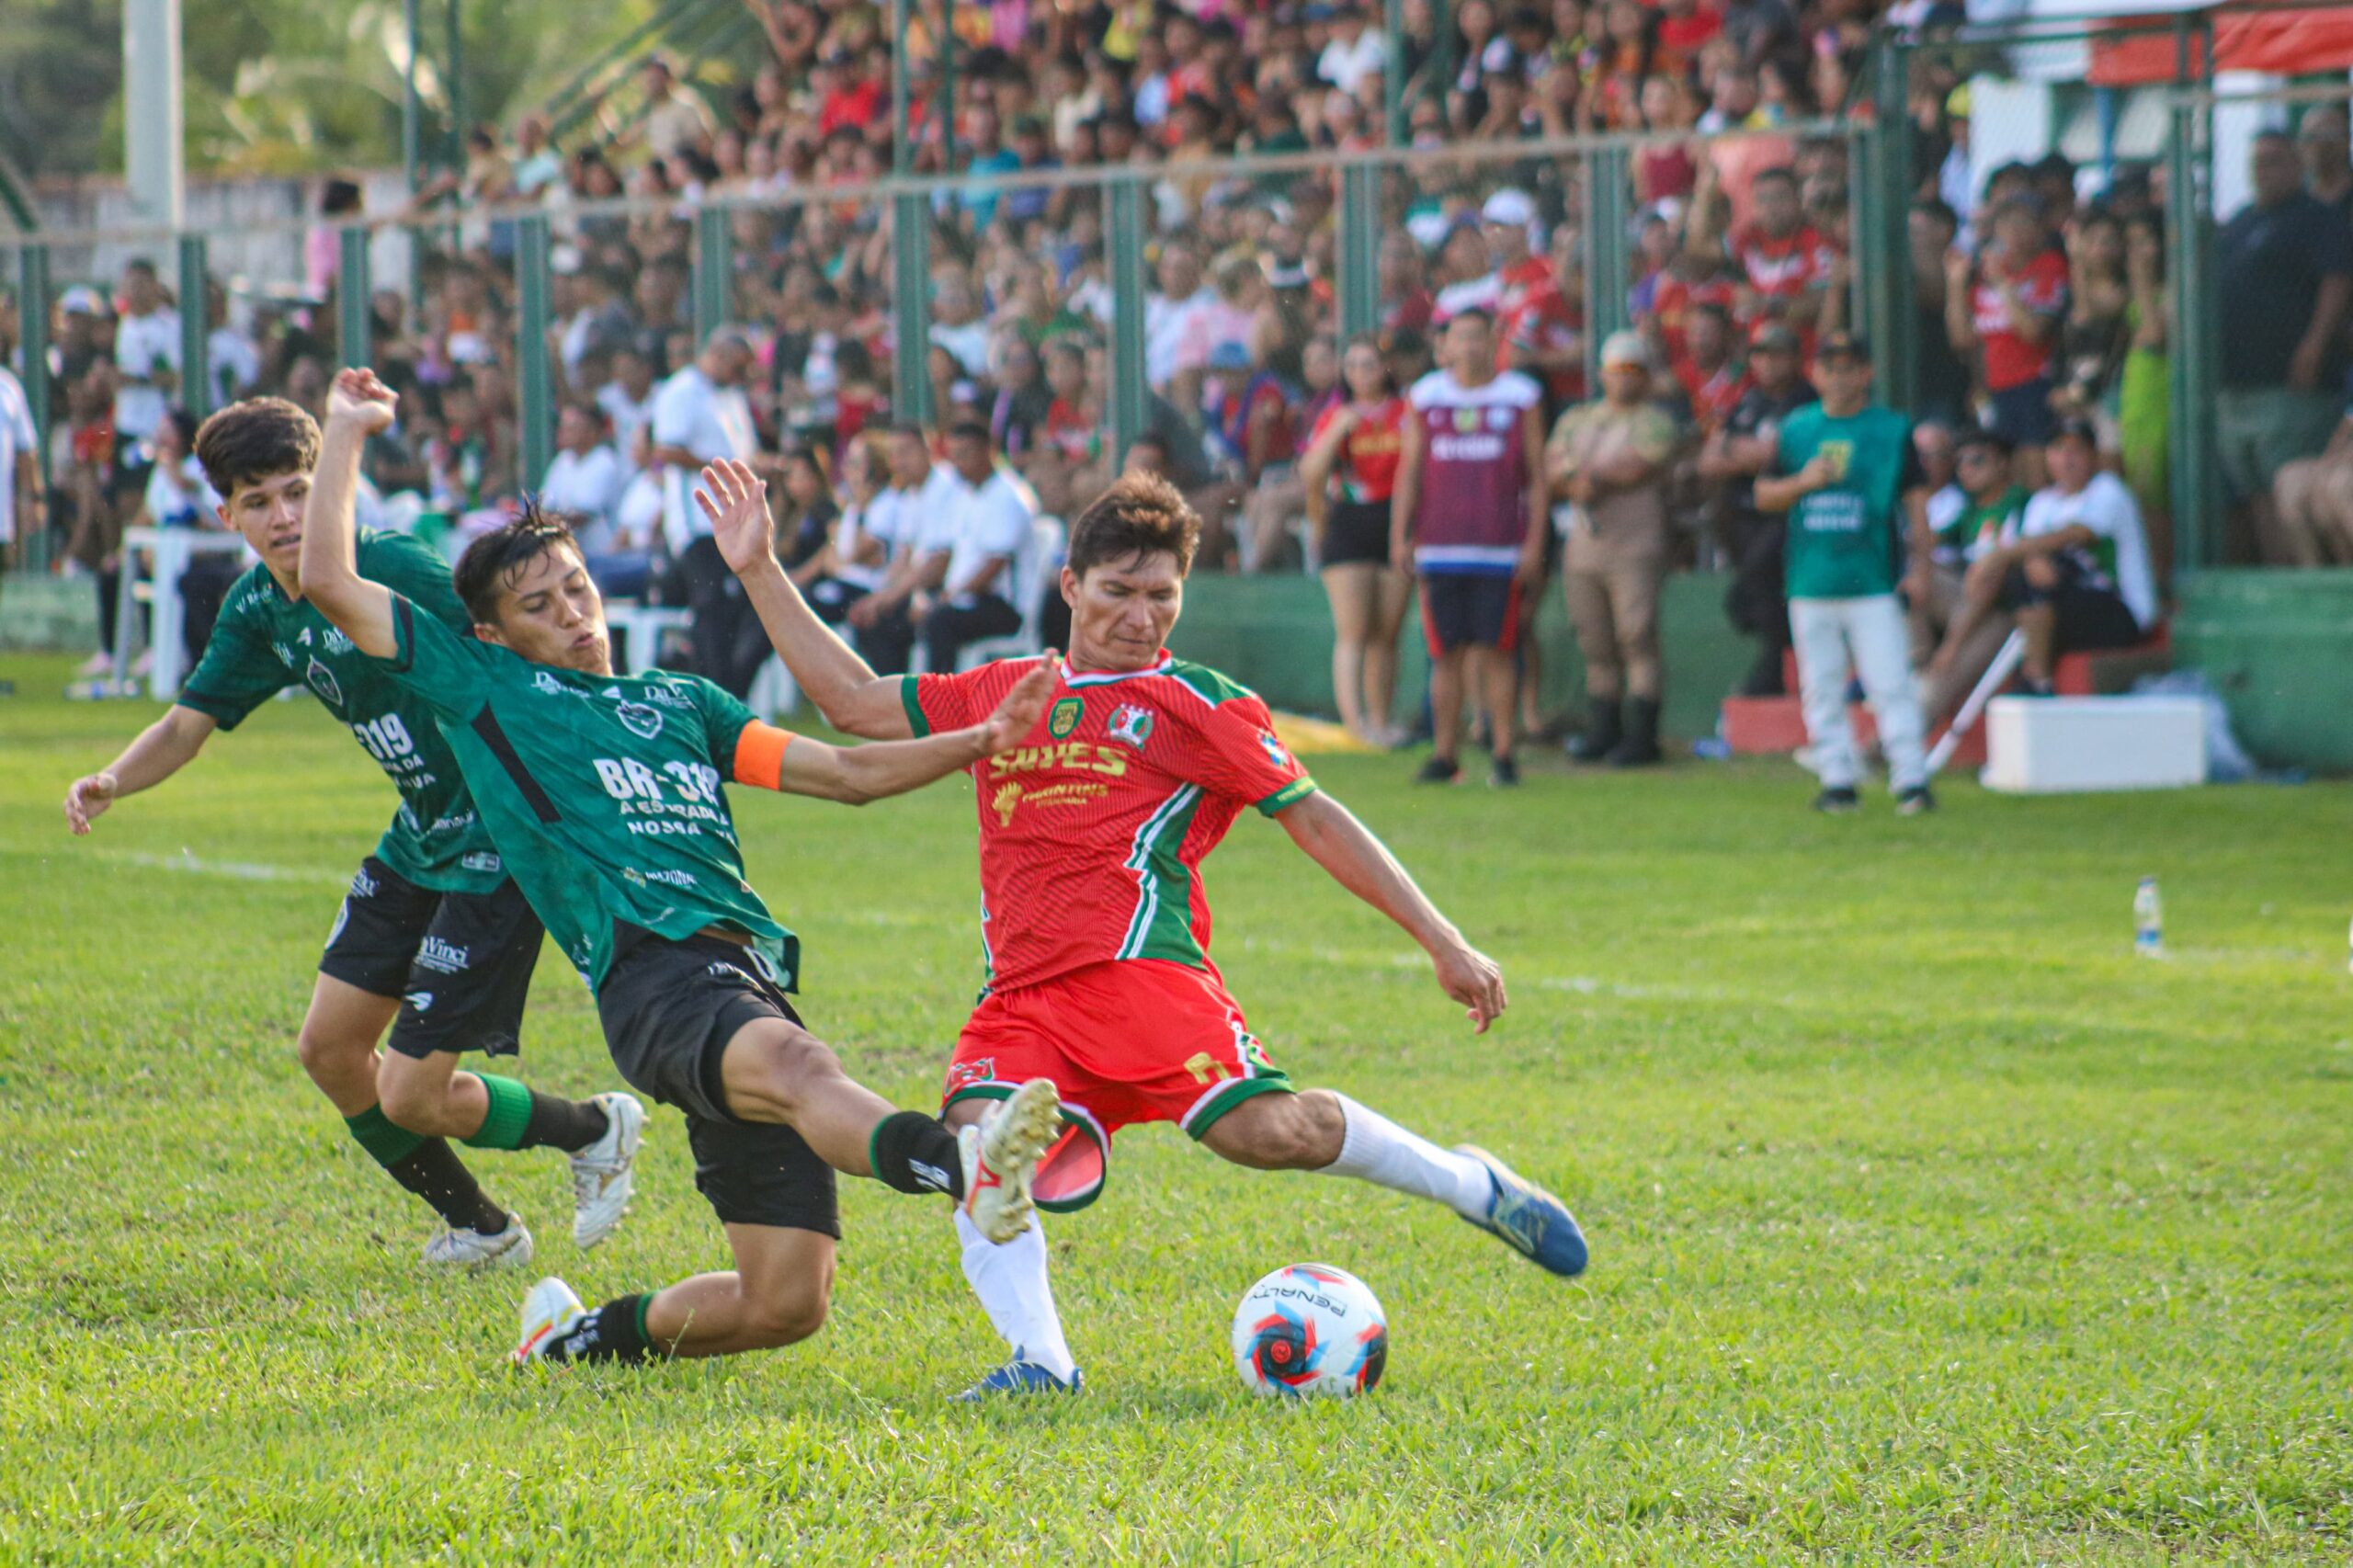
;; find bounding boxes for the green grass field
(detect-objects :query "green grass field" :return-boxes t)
[2,650,2348,1563]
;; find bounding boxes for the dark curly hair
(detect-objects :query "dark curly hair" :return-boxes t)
[192,398,321,502]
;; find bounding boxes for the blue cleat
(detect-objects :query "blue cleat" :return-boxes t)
[1455,1144,1588,1277]
[952,1349,1086,1402]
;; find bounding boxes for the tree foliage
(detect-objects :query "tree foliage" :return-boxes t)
[3,0,663,179]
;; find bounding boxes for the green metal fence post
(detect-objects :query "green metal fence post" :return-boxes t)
[176,233,210,419]
[1383,0,1406,147]
[891,0,912,174]
[1338,163,1381,341]
[445,0,466,168]
[337,226,371,368]
[693,203,732,340]
[1582,147,1630,389]
[892,192,934,426]
[1108,177,1149,462]
[516,213,553,490]
[1870,39,1915,412]
[2165,15,2214,574]
[17,244,51,572]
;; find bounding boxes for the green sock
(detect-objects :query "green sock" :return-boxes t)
[346,1104,426,1166]
[462,1074,536,1152]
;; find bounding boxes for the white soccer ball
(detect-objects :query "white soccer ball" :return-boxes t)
[1230,1262,1388,1398]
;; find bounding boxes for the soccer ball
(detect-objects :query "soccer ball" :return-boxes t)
[1230,1263,1388,1398]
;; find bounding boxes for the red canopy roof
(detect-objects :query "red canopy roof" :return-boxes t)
[2090,8,2353,85]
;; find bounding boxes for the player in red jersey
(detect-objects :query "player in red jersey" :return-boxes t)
[696,459,1588,1397]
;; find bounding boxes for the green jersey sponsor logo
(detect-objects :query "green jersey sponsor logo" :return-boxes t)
[1049,696,1084,738]
[176,529,504,895]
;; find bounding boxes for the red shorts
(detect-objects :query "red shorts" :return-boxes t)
[943,959,1292,1212]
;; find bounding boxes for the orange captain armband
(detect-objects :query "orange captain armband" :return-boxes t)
[732,722,796,790]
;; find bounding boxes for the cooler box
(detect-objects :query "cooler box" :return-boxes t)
[1982,696,2207,794]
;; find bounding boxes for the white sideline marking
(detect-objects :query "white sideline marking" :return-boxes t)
[92,849,348,888]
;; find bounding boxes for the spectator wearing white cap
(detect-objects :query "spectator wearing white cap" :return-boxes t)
[1479,189,1584,408]
[1546,331,1680,767]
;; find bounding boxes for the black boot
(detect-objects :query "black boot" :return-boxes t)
[1607,697,1663,767]
[1564,699,1622,762]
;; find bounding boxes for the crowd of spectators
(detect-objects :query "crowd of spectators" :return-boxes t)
[5,1,2350,756]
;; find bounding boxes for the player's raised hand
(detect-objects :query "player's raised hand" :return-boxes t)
[1432,940,1507,1034]
[694,458,777,575]
[63,770,119,835]
[976,663,1057,754]
[325,368,398,435]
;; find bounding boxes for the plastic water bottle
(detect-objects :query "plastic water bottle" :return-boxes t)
[2133,877,2164,958]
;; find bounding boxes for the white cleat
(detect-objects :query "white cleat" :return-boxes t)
[510,1276,586,1367]
[961,1077,1062,1244]
[568,1092,646,1249]
[422,1219,534,1271]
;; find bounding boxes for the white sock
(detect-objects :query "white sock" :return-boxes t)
[1316,1094,1495,1220]
[952,1207,1077,1381]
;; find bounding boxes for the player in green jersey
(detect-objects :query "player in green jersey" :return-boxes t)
[63,396,641,1269]
[298,369,1063,1369]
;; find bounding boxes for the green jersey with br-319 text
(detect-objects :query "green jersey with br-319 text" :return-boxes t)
[381,593,795,991]
[178,529,506,894]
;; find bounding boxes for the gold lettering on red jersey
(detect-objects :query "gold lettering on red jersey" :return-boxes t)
[988,742,1129,778]
[991,778,1113,824]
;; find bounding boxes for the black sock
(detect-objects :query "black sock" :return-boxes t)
[518,1091,609,1153]
[545,1293,657,1365]
[868,1110,963,1198]
[385,1139,510,1233]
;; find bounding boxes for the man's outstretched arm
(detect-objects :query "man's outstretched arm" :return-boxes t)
[696,459,913,740]
[297,369,403,657]
[1274,790,1508,1032]
[735,664,1054,804]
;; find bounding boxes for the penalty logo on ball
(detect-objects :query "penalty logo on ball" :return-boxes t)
[1231,1262,1387,1398]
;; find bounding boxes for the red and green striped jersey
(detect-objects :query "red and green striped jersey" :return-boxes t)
[903,653,1316,994]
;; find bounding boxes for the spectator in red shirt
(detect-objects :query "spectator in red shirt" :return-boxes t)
[1669,302,1750,437]
[1722,166,1836,332]
[1381,231,1438,340]
[1654,0,1724,78]
[1301,335,1415,744]
[1946,196,2069,483]
[1482,188,1584,407]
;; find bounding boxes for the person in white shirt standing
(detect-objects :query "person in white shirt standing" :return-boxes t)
[847,423,959,674]
[1937,418,2157,697]
[112,258,182,494]
[917,421,1038,675]
[0,357,40,635]
[650,328,763,693]
[539,402,626,551]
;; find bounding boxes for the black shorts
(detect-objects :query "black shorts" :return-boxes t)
[1999,565,2145,655]
[1322,499,1392,567]
[1418,571,1524,656]
[2048,585,2143,654]
[1987,377,2059,448]
[320,857,542,1060]
[594,926,839,1235]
